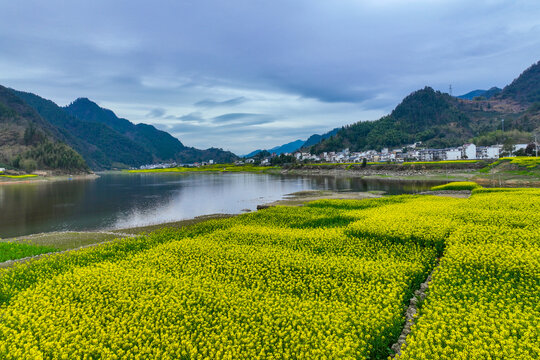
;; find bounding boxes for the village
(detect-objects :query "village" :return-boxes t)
[135,142,535,170]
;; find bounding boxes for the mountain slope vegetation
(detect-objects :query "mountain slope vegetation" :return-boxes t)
[7,90,237,170]
[0,86,88,172]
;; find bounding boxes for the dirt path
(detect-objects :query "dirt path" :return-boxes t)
[390,263,439,358]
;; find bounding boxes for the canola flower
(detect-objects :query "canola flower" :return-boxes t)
[0,197,436,359]
[430,181,481,191]
[395,188,540,360]
[0,189,539,359]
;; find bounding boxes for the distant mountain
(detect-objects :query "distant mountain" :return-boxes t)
[244,139,305,158]
[497,60,540,104]
[244,129,340,158]
[302,128,339,148]
[0,85,88,172]
[9,92,237,169]
[457,87,501,100]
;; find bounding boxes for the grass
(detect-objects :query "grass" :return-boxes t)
[0,242,58,262]
[1,232,125,252]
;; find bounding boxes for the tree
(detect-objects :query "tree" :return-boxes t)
[21,158,37,173]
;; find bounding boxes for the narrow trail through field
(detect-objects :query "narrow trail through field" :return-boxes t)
[390,261,439,358]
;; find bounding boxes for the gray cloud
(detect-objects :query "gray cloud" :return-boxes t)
[146,108,166,118]
[211,113,274,124]
[1,0,539,153]
[194,97,247,108]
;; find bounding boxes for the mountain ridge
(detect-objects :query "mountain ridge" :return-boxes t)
[311,60,540,153]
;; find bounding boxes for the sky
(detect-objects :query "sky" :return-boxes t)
[1,0,539,154]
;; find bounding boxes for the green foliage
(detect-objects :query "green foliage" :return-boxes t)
[23,141,89,171]
[472,129,532,146]
[20,158,37,173]
[0,242,58,262]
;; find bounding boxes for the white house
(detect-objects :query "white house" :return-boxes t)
[445,148,461,160]
[462,143,477,160]
[477,146,500,159]
[0,167,5,173]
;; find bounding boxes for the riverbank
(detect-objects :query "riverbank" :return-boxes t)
[0,173,99,186]
[279,160,540,187]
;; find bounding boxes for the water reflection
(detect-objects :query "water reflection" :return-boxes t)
[0,172,445,238]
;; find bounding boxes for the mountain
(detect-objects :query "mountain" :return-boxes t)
[244,139,305,158]
[312,60,540,154]
[244,129,340,158]
[302,128,340,148]
[497,60,540,104]
[0,85,88,172]
[12,90,153,169]
[64,98,237,165]
[65,98,186,161]
[9,91,237,169]
[312,87,473,153]
[457,87,502,100]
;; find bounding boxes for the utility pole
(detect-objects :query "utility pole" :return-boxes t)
[535,133,538,157]
[449,85,453,96]
[501,118,504,132]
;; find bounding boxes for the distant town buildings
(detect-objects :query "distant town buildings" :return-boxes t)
[136,142,533,169]
[290,142,509,163]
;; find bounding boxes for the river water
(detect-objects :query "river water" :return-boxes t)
[0,172,446,238]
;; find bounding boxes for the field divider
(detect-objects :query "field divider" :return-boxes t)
[390,260,439,358]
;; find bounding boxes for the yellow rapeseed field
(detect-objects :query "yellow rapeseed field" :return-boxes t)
[0,185,538,359]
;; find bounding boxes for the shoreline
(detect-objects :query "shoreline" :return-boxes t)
[0,173,99,186]
[278,168,540,187]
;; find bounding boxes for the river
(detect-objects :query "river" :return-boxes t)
[0,172,445,238]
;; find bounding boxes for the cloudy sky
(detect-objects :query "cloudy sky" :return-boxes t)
[1,0,539,154]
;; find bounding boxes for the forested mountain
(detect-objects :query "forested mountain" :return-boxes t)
[7,90,237,170]
[65,98,187,161]
[0,85,88,172]
[312,60,540,153]
[12,91,153,169]
[312,87,473,152]
[64,98,237,165]
[497,60,540,104]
